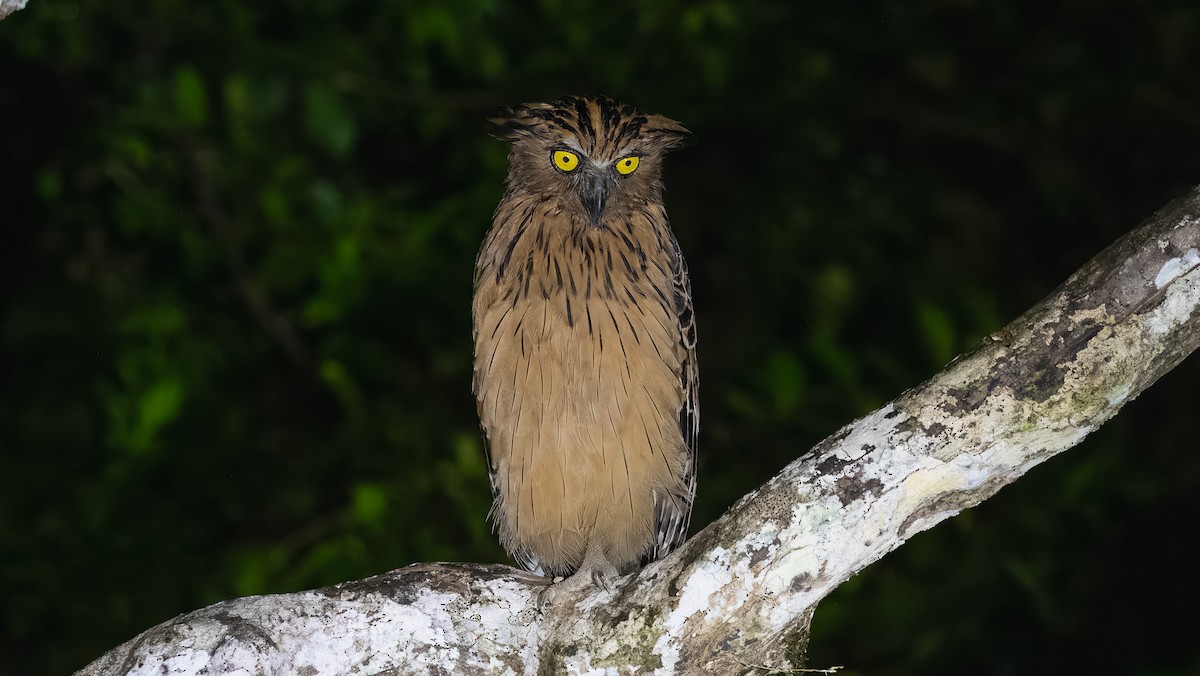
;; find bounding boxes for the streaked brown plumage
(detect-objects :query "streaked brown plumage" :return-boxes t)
[472,96,698,585]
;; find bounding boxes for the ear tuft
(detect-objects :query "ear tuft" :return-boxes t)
[486,106,534,142]
[643,114,695,152]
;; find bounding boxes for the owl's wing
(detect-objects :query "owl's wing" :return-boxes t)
[649,231,699,562]
[474,255,546,577]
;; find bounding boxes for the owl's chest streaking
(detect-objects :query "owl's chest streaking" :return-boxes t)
[471,193,689,574]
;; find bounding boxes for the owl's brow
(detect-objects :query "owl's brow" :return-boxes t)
[552,138,585,154]
[615,145,645,160]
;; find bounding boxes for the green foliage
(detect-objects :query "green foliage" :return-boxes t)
[2,1,1200,674]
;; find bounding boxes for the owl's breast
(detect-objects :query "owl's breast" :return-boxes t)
[473,211,684,417]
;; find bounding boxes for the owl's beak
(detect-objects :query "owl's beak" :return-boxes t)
[581,172,610,228]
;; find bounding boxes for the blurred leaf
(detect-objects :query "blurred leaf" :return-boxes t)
[915,301,955,367]
[113,134,151,168]
[407,6,461,54]
[174,67,208,128]
[119,304,186,336]
[310,180,343,227]
[304,82,357,159]
[813,264,855,322]
[351,483,388,525]
[130,377,185,453]
[36,170,61,201]
[319,359,364,422]
[452,433,486,479]
[766,350,806,416]
[259,185,291,228]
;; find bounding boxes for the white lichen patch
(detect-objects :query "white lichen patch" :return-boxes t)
[773,503,838,574]
[573,581,621,614]
[675,547,735,620]
[734,519,781,559]
[1147,266,1200,336]
[300,588,461,673]
[1155,248,1200,289]
[762,525,836,626]
[557,653,616,676]
[123,585,488,676]
[1106,382,1132,406]
[651,548,733,671]
[834,405,906,458]
[462,581,541,670]
[126,620,223,676]
[157,649,214,676]
[268,582,541,675]
[894,460,967,516]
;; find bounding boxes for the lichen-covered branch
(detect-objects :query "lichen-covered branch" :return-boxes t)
[77,188,1200,675]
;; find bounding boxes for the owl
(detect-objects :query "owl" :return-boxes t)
[472,96,698,590]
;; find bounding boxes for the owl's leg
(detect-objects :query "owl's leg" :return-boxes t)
[536,540,621,608]
[575,538,621,590]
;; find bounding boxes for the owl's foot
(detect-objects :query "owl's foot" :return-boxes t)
[536,541,622,609]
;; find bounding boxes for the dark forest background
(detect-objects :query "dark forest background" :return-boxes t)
[3,1,1200,674]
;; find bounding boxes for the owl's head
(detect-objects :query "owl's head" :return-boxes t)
[489,96,692,227]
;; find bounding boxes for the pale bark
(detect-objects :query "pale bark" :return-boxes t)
[78,188,1200,675]
[0,0,28,20]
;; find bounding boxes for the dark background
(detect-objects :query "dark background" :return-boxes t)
[3,1,1200,674]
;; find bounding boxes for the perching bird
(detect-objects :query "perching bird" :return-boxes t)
[472,96,698,590]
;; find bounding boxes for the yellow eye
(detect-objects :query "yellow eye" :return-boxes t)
[615,156,639,175]
[552,150,580,172]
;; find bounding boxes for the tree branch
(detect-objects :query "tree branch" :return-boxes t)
[0,0,28,21]
[77,188,1200,675]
